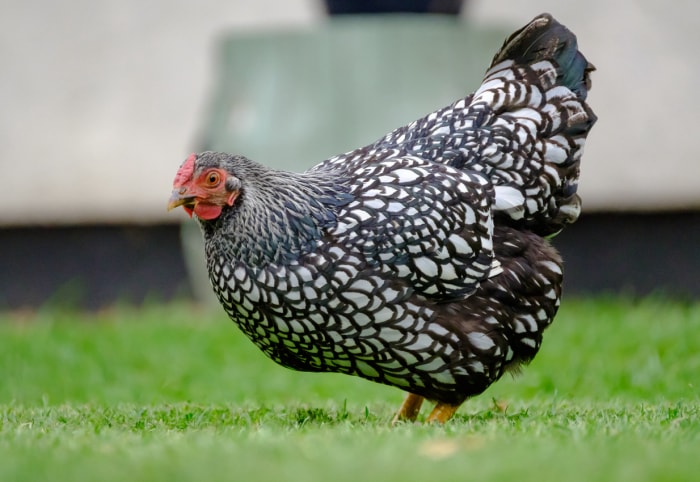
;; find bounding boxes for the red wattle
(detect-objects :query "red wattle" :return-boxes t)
[193,203,223,220]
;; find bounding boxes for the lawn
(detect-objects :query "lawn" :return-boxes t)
[1,297,699,481]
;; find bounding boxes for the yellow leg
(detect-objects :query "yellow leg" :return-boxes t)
[425,402,460,424]
[391,392,425,425]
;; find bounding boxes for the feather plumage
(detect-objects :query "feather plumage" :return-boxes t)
[169,13,596,422]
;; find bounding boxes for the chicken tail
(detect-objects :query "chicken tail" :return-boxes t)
[475,13,597,235]
[318,14,596,236]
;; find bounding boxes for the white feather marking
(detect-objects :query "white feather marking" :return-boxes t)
[526,198,539,213]
[422,284,439,295]
[393,168,421,184]
[484,315,499,325]
[545,85,575,101]
[494,185,524,208]
[416,357,446,372]
[353,209,371,222]
[558,203,581,221]
[440,262,458,281]
[429,324,451,338]
[384,374,411,387]
[468,360,485,373]
[238,274,252,292]
[519,314,538,332]
[414,257,439,278]
[447,234,473,256]
[343,290,371,309]
[539,260,563,276]
[386,202,403,213]
[431,125,450,136]
[355,361,379,378]
[494,185,525,219]
[295,266,313,282]
[332,221,353,235]
[463,206,477,225]
[483,59,515,77]
[233,265,247,281]
[406,333,435,352]
[379,328,405,344]
[333,269,351,287]
[488,260,503,278]
[432,371,456,385]
[349,278,374,294]
[395,350,420,366]
[544,288,558,300]
[363,198,385,210]
[474,78,506,97]
[395,317,417,331]
[467,332,495,351]
[545,140,569,165]
[247,283,261,303]
[355,313,373,327]
[513,319,527,334]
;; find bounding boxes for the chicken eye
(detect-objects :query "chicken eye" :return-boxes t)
[206,171,221,186]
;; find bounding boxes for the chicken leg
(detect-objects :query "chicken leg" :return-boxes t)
[392,393,461,424]
[426,402,460,424]
[391,392,425,424]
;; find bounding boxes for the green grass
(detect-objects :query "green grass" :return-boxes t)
[1,297,699,481]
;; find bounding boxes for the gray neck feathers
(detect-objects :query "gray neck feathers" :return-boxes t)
[201,161,350,266]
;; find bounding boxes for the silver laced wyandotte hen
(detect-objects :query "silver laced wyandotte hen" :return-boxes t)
[168,13,596,424]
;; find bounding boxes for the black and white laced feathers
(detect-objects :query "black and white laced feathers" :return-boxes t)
[169,14,596,422]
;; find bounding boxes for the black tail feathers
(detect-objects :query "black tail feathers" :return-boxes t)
[491,13,595,101]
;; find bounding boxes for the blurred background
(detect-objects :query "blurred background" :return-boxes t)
[1,0,698,308]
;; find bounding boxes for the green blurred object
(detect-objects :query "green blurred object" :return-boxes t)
[186,16,509,305]
[198,16,507,170]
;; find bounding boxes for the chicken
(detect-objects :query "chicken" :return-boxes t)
[168,13,596,424]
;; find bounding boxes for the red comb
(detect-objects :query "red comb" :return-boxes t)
[173,153,196,187]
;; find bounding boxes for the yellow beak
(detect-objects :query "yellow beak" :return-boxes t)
[167,189,194,211]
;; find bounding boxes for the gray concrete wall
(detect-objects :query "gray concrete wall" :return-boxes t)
[2,0,698,225]
[471,0,700,212]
